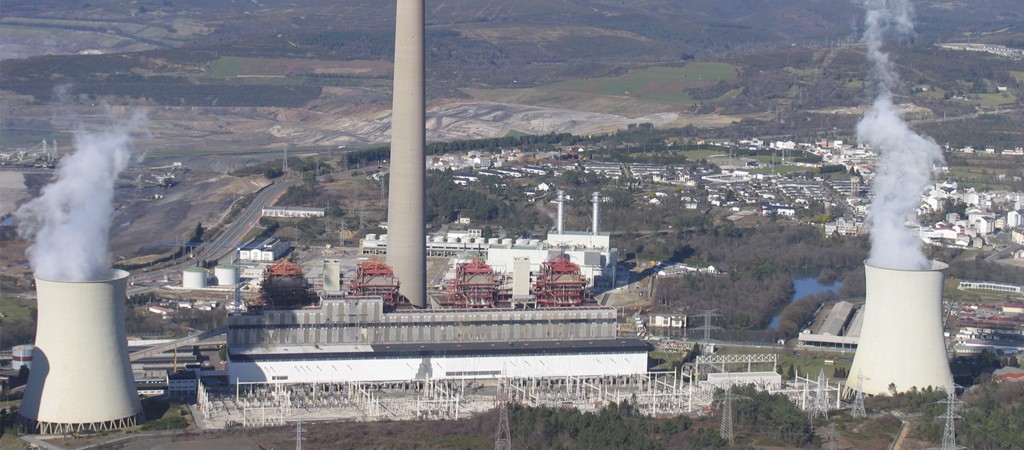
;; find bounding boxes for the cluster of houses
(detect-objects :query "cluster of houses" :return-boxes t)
[424,137,1024,255]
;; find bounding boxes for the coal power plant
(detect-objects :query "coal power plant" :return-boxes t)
[20,270,144,434]
[848,261,953,395]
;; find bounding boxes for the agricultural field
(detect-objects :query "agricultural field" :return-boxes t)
[542,63,737,105]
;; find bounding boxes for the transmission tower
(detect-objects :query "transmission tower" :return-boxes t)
[295,419,305,450]
[693,309,724,348]
[809,369,830,420]
[718,388,748,445]
[495,382,512,450]
[937,384,964,450]
[851,372,867,418]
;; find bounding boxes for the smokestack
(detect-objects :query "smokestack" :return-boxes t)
[386,0,427,308]
[20,270,144,434]
[556,190,565,235]
[591,192,601,236]
[848,261,952,395]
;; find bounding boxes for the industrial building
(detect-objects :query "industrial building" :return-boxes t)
[261,206,326,218]
[239,238,291,262]
[797,300,864,349]
[226,294,649,384]
[361,190,619,288]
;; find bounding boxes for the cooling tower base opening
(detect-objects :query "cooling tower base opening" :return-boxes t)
[19,413,143,435]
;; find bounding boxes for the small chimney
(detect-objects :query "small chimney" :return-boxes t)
[556,190,565,235]
[592,192,601,235]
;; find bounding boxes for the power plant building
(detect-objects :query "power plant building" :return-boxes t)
[226,297,649,383]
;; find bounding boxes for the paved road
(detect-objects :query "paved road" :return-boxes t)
[192,177,301,263]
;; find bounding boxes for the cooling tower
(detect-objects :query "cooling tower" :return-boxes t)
[386,0,427,308]
[848,261,952,396]
[20,270,143,434]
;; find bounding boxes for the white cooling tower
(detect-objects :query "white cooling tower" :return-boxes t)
[848,261,952,396]
[20,270,143,434]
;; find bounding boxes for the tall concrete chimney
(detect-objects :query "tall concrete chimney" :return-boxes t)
[556,190,565,235]
[386,0,427,308]
[848,261,952,395]
[591,192,601,235]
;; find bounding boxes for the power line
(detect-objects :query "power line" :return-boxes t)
[938,383,964,450]
[693,309,723,348]
[851,372,867,418]
[718,388,748,446]
[495,381,512,450]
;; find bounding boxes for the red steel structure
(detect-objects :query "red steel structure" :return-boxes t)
[252,259,318,310]
[349,258,402,308]
[442,257,500,308]
[532,255,592,307]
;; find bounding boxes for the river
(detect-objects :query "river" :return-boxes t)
[768,276,843,329]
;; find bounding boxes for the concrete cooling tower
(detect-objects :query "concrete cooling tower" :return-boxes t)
[848,261,952,396]
[20,270,143,434]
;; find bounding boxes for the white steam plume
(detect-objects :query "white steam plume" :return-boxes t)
[16,110,146,281]
[857,0,943,270]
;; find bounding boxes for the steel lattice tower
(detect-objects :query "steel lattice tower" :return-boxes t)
[938,384,963,450]
[694,309,723,348]
[295,419,305,450]
[852,372,867,418]
[810,369,830,420]
[718,389,747,445]
[495,404,511,450]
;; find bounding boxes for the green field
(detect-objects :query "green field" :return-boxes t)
[972,92,1018,108]
[0,296,36,323]
[541,63,737,105]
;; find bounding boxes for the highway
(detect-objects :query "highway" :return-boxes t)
[126,177,299,290]
[191,177,300,263]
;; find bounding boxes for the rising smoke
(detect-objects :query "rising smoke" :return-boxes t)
[857,0,943,270]
[16,110,146,281]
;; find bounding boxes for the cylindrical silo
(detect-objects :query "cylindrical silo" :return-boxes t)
[12,344,34,371]
[323,259,342,293]
[215,264,239,287]
[20,270,144,434]
[848,261,952,395]
[182,267,207,289]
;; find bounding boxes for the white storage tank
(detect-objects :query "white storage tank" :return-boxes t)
[365,234,378,241]
[215,264,239,287]
[515,238,527,246]
[12,344,33,371]
[501,238,514,246]
[529,239,540,247]
[433,236,445,243]
[488,238,500,245]
[182,267,207,289]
